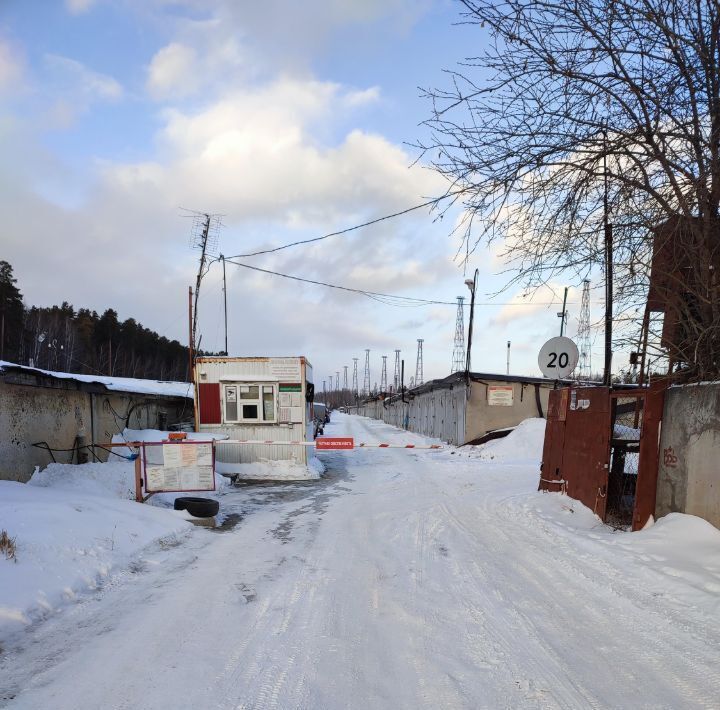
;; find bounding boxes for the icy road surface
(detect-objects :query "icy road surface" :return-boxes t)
[2,413,719,709]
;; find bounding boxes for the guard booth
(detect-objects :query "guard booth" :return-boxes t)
[539,383,666,530]
[194,356,315,467]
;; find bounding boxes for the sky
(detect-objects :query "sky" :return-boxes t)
[0,0,607,387]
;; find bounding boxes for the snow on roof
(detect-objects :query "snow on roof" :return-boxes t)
[0,360,193,399]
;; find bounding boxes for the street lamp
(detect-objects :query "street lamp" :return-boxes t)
[465,269,479,385]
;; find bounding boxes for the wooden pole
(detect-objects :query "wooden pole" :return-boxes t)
[188,286,194,380]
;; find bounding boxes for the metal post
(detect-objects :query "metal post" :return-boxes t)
[221,254,228,355]
[465,269,479,385]
[134,448,144,503]
[506,341,511,375]
[603,129,613,386]
[559,286,568,336]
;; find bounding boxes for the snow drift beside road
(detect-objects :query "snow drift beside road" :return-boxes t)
[0,480,191,639]
[472,417,547,463]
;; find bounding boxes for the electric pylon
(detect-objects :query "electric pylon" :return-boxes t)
[363,350,370,396]
[577,279,592,379]
[451,296,465,372]
[352,358,359,395]
[336,372,340,391]
[393,350,401,392]
[380,356,388,392]
[343,366,348,390]
[415,339,424,386]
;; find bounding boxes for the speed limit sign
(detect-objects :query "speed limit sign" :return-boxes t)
[538,336,579,379]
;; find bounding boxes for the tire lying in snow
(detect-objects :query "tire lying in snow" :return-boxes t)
[173,497,220,518]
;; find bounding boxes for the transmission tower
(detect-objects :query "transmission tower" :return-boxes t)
[451,296,466,373]
[352,358,359,395]
[336,371,340,391]
[577,279,592,379]
[363,350,371,396]
[415,339,424,386]
[393,350,401,392]
[380,356,388,392]
[343,366,348,390]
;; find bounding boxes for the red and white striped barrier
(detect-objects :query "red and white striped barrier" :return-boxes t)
[220,437,442,451]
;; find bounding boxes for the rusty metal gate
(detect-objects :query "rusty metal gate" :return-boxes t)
[540,383,666,530]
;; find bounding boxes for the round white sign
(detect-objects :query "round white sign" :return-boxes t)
[538,336,579,379]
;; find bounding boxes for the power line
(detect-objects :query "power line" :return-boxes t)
[221,258,573,308]
[223,196,452,260]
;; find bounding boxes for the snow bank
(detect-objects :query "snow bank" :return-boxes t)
[0,480,191,639]
[28,458,231,503]
[28,460,137,500]
[2,432,236,639]
[216,456,325,481]
[0,360,192,399]
[473,418,547,463]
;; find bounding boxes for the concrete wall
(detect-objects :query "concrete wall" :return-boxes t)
[0,382,191,482]
[465,381,550,442]
[656,383,720,528]
[353,378,551,446]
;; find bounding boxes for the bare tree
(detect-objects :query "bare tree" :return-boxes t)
[420,0,720,379]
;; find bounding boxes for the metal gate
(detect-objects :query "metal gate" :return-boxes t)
[540,383,666,530]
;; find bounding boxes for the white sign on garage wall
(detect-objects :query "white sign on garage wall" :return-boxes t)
[488,385,514,406]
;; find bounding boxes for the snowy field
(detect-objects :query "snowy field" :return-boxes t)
[1,412,719,709]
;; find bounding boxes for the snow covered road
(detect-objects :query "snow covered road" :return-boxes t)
[2,413,719,709]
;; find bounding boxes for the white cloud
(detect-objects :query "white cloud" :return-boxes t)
[146,43,199,99]
[65,0,97,14]
[489,283,578,328]
[108,77,444,223]
[45,54,124,102]
[0,39,24,92]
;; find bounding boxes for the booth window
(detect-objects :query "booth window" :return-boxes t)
[223,383,276,423]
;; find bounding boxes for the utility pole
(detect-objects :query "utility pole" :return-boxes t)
[507,341,511,375]
[186,210,221,354]
[603,127,613,386]
[363,350,371,396]
[192,214,211,352]
[465,269,478,384]
[558,287,569,336]
[221,254,228,355]
[451,296,466,372]
[415,339,424,386]
[380,355,388,392]
[393,350,401,392]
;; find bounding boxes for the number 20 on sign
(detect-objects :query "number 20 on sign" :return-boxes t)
[538,336,580,379]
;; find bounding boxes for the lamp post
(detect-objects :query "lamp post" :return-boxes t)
[464,269,479,385]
